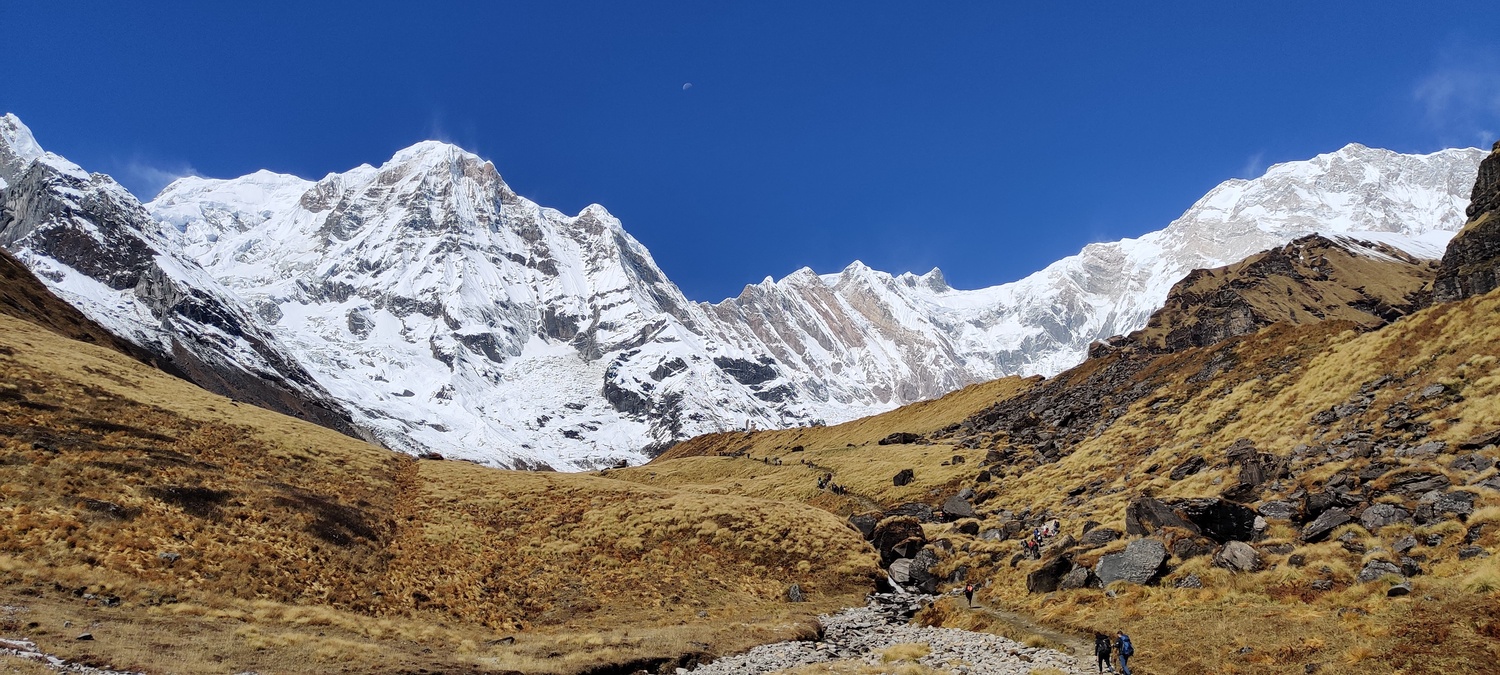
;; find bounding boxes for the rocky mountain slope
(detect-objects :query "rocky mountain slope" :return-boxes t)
[0,112,1486,469]
[623,151,1500,673]
[1435,140,1500,302]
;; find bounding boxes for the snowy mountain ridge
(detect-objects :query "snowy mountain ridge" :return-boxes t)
[0,112,1486,469]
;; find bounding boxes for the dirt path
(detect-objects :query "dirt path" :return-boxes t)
[961,600,1093,657]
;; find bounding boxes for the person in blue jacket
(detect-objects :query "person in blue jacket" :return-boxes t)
[1115,631,1134,675]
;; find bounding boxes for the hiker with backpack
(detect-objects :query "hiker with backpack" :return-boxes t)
[1115,631,1134,674]
[1093,633,1115,673]
[963,582,975,607]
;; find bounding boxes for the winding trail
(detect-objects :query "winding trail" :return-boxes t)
[957,599,1093,658]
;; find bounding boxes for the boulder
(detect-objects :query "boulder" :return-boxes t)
[871,517,927,565]
[1026,556,1074,594]
[941,495,977,520]
[1258,500,1300,521]
[1299,507,1351,543]
[888,558,913,584]
[1095,539,1168,586]
[1171,535,1217,560]
[1175,574,1203,589]
[892,468,915,487]
[1451,454,1495,473]
[885,502,937,522]
[848,512,880,540]
[1383,471,1452,497]
[1387,581,1413,597]
[1359,503,1412,531]
[1460,546,1491,560]
[979,528,1005,541]
[1393,535,1419,554]
[1173,498,1258,543]
[879,432,923,446]
[975,470,992,483]
[1356,559,1403,584]
[1169,456,1206,480]
[1415,490,1475,522]
[953,520,980,536]
[787,584,806,602]
[1459,429,1500,450]
[908,548,941,594]
[1124,495,1199,537]
[1058,566,1096,590]
[1213,541,1260,573]
[1079,527,1122,549]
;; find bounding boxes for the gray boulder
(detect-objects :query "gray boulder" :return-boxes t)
[1257,500,1300,521]
[1451,454,1495,473]
[1299,507,1351,543]
[892,468,915,486]
[941,495,976,520]
[1124,496,1198,536]
[1059,566,1097,590]
[1079,527,1122,548]
[1416,490,1475,522]
[888,558,913,584]
[1095,539,1168,586]
[1213,541,1260,573]
[1356,559,1403,584]
[1393,534,1419,554]
[1383,471,1452,497]
[1359,503,1412,531]
[787,584,806,602]
[908,548,941,594]
[1175,574,1203,589]
[1387,581,1413,597]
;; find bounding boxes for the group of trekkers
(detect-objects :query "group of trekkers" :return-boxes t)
[814,472,847,495]
[1022,518,1059,559]
[1093,631,1135,674]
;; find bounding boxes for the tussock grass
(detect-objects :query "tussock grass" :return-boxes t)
[0,313,876,673]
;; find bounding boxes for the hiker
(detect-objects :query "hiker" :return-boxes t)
[963,582,975,607]
[1115,631,1134,675]
[1094,633,1114,673]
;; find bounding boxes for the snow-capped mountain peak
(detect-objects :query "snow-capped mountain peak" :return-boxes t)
[0,111,1487,470]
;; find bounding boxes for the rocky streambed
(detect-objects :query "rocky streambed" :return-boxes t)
[684,593,1084,675]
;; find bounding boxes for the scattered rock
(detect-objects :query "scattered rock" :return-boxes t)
[975,470,992,483]
[1175,574,1203,589]
[1288,554,1307,567]
[1356,559,1403,584]
[1419,383,1447,400]
[878,432,922,446]
[1415,490,1475,522]
[1095,538,1168,586]
[1171,536,1217,560]
[892,469,915,487]
[1387,581,1413,597]
[1257,500,1300,521]
[1079,527,1122,549]
[1459,429,1500,450]
[1460,546,1491,560]
[1213,541,1260,572]
[1300,507,1351,543]
[75,633,93,641]
[1310,579,1334,591]
[787,584,805,602]
[1169,456,1206,480]
[1360,503,1412,531]
[952,520,980,536]
[1393,535,1419,554]
[1451,454,1495,473]
[1383,471,1452,497]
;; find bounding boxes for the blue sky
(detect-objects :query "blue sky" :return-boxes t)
[5,2,1499,301]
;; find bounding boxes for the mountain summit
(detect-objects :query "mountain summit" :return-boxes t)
[0,113,1486,468]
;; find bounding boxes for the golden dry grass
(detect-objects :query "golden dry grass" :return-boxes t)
[634,285,1500,673]
[0,312,878,673]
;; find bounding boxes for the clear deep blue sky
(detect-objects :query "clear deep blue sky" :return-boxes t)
[5,2,1499,301]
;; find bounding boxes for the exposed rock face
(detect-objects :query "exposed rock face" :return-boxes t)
[1095,539,1168,586]
[0,115,361,440]
[1435,141,1500,302]
[1026,556,1074,594]
[871,517,926,565]
[1124,235,1440,354]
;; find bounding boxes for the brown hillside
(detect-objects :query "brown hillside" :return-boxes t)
[1118,234,1437,354]
[626,275,1500,672]
[0,311,878,674]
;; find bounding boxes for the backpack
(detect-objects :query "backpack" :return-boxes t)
[1119,634,1134,656]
